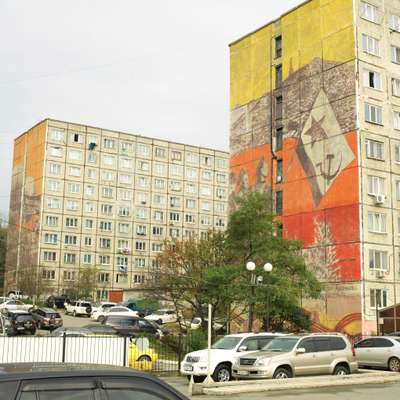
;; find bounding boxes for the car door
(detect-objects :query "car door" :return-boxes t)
[354,339,375,366]
[313,337,334,374]
[371,338,394,366]
[292,338,317,376]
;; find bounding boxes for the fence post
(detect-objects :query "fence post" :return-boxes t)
[178,333,182,372]
[123,336,128,367]
[61,332,66,363]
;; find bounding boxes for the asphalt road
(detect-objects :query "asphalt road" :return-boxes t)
[163,377,400,400]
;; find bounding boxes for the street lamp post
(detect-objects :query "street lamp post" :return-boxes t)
[246,261,273,332]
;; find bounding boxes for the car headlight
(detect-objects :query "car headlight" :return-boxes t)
[255,358,270,367]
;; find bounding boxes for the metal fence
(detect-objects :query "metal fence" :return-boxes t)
[0,334,191,374]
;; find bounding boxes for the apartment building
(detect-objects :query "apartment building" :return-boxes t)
[230,0,400,335]
[5,119,229,300]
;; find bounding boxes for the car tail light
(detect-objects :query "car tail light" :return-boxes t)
[352,347,356,357]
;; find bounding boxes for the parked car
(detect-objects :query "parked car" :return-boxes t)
[105,315,163,338]
[190,317,224,331]
[92,305,138,323]
[6,310,37,335]
[90,301,117,315]
[7,290,29,300]
[129,337,159,370]
[0,363,189,400]
[50,327,92,337]
[181,332,283,383]
[83,324,120,336]
[145,309,177,325]
[0,299,33,314]
[46,295,70,309]
[0,313,10,336]
[65,300,92,317]
[31,307,63,330]
[354,336,400,372]
[232,333,357,380]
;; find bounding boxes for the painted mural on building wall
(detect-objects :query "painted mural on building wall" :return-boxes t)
[230,0,362,335]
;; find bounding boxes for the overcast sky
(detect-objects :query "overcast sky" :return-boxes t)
[0,0,300,217]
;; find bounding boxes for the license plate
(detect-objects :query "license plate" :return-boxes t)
[236,371,249,376]
[17,327,24,330]
[184,365,194,372]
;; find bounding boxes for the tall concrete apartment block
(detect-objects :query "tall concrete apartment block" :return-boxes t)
[6,119,229,299]
[230,0,400,335]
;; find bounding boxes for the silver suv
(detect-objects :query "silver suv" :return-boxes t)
[232,333,357,379]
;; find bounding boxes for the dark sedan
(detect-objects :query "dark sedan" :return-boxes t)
[104,315,163,338]
[31,307,63,330]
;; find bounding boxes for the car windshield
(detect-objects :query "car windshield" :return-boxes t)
[16,315,33,321]
[212,336,242,350]
[262,337,299,352]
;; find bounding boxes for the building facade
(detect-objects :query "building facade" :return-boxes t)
[230,0,400,335]
[6,119,229,299]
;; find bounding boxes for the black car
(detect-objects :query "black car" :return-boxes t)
[6,310,36,335]
[46,295,70,309]
[31,307,63,330]
[104,315,162,337]
[0,363,188,400]
[83,324,120,336]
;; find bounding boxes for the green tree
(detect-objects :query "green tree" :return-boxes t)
[226,191,321,331]
[64,266,98,299]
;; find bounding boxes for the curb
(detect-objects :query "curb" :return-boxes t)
[194,372,400,396]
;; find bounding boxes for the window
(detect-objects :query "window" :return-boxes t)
[152,242,163,252]
[99,255,111,265]
[201,201,211,211]
[136,208,148,220]
[275,64,282,88]
[370,288,388,308]
[85,185,95,196]
[154,178,165,189]
[170,180,182,191]
[395,111,400,130]
[392,46,400,64]
[137,176,148,188]
[368,175,385,195]
[48,180,61,192]
[121,141,133,153]
[103,155,115,166]
[47,198,60,209]
[171,165,182,176]
[98,272,110,283]
[118,239,129,249]
[119,173,132,184]
[66,200,79,211]
[362,34,379,56]
[185,214,195,224]
[201,215,211,226]
[102,171,114,181]
[67,183,80,194]
[68,149,83,161]
[119,207,130,217]
[117,256,128,267]
[121,158,133,169]
[50,130,64,141]
[369,249,388,271]
[170,212,180,222]
[42,269,56,280]
[187,168,198,179]
[276,127,283,151]
[390,14,400,32]
[85,219,93,229]
[49,163,62,175]
[72,133,83,143]
[88,152,97,163]
[154,211,164,221]
[368,212,387,233]
[363,70,381,89]
[366,139,384,160]
[201,155,213,167]
[118,223,129,234]
[69,166,81,177]
[186,152,198,163]
[137,192,148,205]
[120,190,132,201]
[100,238,111,249]
[186,183,197,194]
[395,144,400,163]
[202,171,211,181]
[83,254,92,264]
[170,196,180,207]
[215,202,225,213]
[43,251,57,262]
[276,159,283,182]
[44,233,58,244]
[216,173,227,183]
[137,143,150,157]
[275,35,282,58]
[360,2,377,22]
[45,216,59,227]
[138,160,149,171]
[101,204,113,215]
[152,226,163,236]
[103,138,116,149]
[99,221,112,231]
[64,253,76,264]
[393,78,400,97]
[216,158,227,169]
[66,218,78,228]
[275,96,283,119]
[49,147,63,157]
[64,270,76,281]
[216,218,225,227]
[154,163,166,175]
[133,274,145,284]
[84,237,92,246]
[102,187,113,198]
[136,241,146,251]
[216,188,226,198]
[275,191,283,215]
[365,103,383,124]
[153,194,165,205]
[136,224,147,236]
[396,181,400,200]
[155,147,166,158]
[172,150,182,161]
[186,199,196,209]
[135,258,146,267]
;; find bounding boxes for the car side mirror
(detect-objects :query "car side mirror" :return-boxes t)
[296,347,306,354]
[238,345,248,352]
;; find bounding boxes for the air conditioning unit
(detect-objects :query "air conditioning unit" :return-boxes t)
[375,194,386,205]
[118,247,132,255]
[118,265,128,273]
[276,175,282,183]
[141,201,146,205]
[88,142,97,151]
[376,270,385,279]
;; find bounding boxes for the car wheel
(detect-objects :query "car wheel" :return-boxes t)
[98,316,105,324]
[138,355,152,362]
[212,363,231,382]
[73,311,77,317]
[388,357,400,372]
[273,367,293,379]
[333,364,350,376]
[157,319,163,325]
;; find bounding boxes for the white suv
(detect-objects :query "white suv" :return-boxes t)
[65,301,92,317]
[180,332,283,382]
